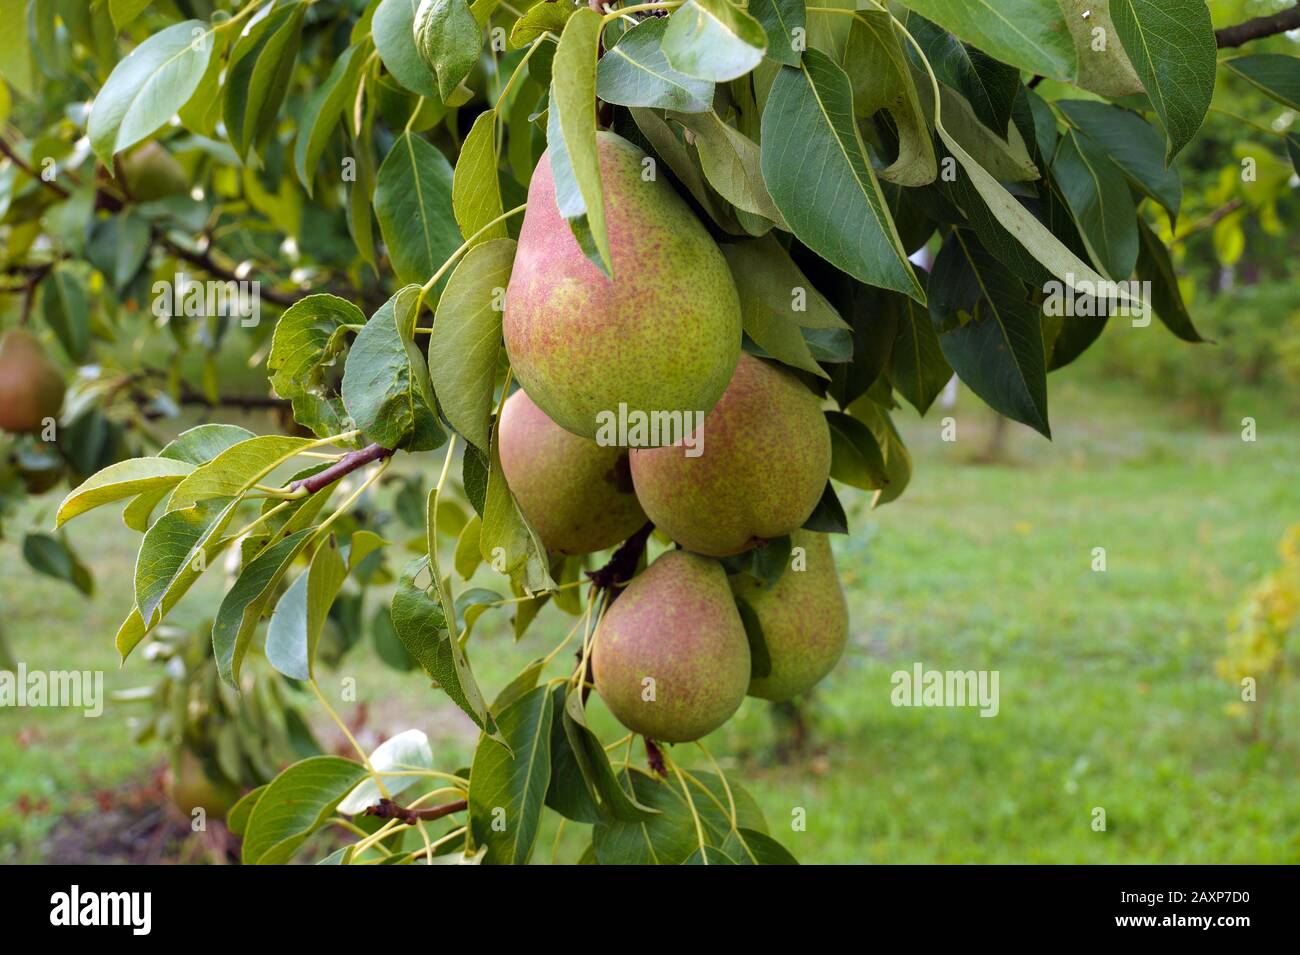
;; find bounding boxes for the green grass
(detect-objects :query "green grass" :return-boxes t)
[2,363,1297,864]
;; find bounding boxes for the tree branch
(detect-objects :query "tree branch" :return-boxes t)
[289,443,394,494]
[159,237,299,308]
[1216,5,1300,48]
[362,798,467,824]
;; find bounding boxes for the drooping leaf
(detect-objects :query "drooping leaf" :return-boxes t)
[241,756,369,864]
[848,397,912,507]
[414,0,481,103]
[88,19,215,163]
[1135,217,1205,343]
[167,436,313,511]
[266,537,348,681]
[294,40,367,194]
[40,267,89,361]
[723,827,799,864]
[826,409,888,490]
[340,286,445,452]
[428,238,515,451]
[549,8,612,276]
[1109,0,1215,163]
[749,0,805,67]
[1053,130,1139,280]
[468,686,553,865]
[374,132,461,287]
[1057,99,1181,224]
[453,110,508,246]
[267,294,359,440]
[897,0,1074,81]
[887,287,951,415]
[669,110,784,225]
[903,11,1020,134]
[929,230,1049,437]
[761,49,923,302]
[592,770,698,865]
[1222,54,1300,112]
[223,2,307,161]
[597,17,713,113]
[373,0,439,97]
[662,0,767,82]
[22,533,93,596]
[56,457,193,528]
[1057,0,1143,98]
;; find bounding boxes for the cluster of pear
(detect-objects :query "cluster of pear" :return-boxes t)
[499,132,847,743]
[0,328,64,435]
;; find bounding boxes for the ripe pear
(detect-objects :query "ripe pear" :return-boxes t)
[0,329,65,434]
[593,550,750,743]
[629,353,831,557]
[498,387,647,555]
[731,530,848,701]
[504,131,741,441]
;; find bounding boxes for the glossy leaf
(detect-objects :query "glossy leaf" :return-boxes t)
[468,686,553,865]
[337,729,434,815]
[56,457,193,528]
[453,110,507,247]
[662,0,767,82]
[266,537,348,681]
[897,0,1074,81]
[241,756,369,864]
[597,17,714,113]
[414,0,481,102]
[294,41,367,194]
[224,2,306,161]
[374,132,461,287]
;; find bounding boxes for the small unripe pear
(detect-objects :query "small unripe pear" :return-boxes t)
[0,329,65,434]
[630,353,831,557]
[120,142,189,202]
[504,131,741,440]
[732,530,848,701]
[498,388,647,555]
[593,550,750,743]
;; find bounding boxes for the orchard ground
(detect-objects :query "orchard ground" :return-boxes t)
[2,344,1297,864]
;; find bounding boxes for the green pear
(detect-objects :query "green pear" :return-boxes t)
[499,387,647,555]
[629,353,831,557]
[593,550,750,742]
[503,131,741,441]
[120,142,190,202]
[732,530,848,701]
[0,329,65,434]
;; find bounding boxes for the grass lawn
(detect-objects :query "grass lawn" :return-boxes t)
[2,353,1297,864]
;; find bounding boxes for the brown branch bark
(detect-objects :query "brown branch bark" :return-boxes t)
[1216,5,1300,48]
[159,237,299,308]
[289,443,395,494]
[362,798,467,824]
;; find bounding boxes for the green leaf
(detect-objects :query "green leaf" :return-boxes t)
[917,80,1038,183]
[223,2,306,161]
[597,17,714,113]
[86,212,150,292]
[88,19,215,163]
[722,236,848,378]
[592,770,698,865]
[294,41,367,194]
[887,288,951,415]
[373,0,438,97]
[22,533,93,596]
[133,497,237,633]
[167,435,313,511]
[848,397,912,507]
[1135,217,1205,343]
[337,729,434,815]
[267,294,359,440]
[213,527,316,686]
[225,785,265,836]
[723,827,798,864]
[669,110,785,225]
[56,457,193,528]
[453,109,507,247]
[550,685,659,824]
[1057,0,1143,98]
[391,556,501,740]
[1109,0,1215,164]
[375,132,461,287]
[903,11,1020,134]
[40,267,89,361]
[341,286,445,451]
[897,0,1074,81]
[159,424,257,466]
[480,417,556,594]
[749,0,805,67]
[549,8,612,276]
[428,238,515,451]
[761,49,923,302]
[241,756,368,864]
[468,685,553,864]
[414,0,481,103]
[511,2,573,47]
[1053,130,1139,280]
[1057,100,1181,224]
[109,0,152,30]
[266,537,348,681]
[929,230,1049,437]
[844,8,936,187]
[661,0,767,82]
[1223,54,1300,112]
[826,409,887,490]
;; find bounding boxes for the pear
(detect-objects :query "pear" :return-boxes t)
[0,329,65,434]
[593,550,750,742]
[498,387,647,555]
[629,353,831,557]
[120,142,189,202]
[731,530,848,701]
[504,131,741,441]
